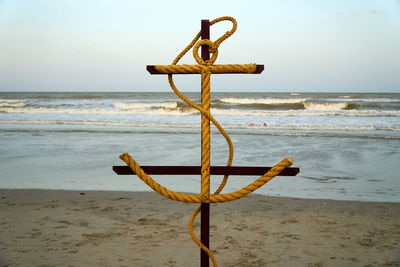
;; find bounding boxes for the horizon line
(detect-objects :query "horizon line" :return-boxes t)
[1,91,399,94]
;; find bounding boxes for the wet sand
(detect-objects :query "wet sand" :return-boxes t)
[0,189,399,266]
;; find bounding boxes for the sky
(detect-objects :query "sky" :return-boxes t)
[0,0,399,93]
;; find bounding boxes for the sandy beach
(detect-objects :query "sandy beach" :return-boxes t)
[0,189,399,267]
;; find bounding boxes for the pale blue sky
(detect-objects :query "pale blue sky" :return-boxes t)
[0,0,399,92]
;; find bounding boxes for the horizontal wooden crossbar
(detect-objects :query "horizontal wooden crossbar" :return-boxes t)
[113,165,299,176]
[146,64,264,74]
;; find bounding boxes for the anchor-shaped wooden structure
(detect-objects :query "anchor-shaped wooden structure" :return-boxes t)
[114,17,299,267]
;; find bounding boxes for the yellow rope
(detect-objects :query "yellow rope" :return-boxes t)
[120,153,292,203]
[119,16,293,266]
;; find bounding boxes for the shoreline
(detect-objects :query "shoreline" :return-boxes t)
[1,189,399,266]
[1,188,399,204]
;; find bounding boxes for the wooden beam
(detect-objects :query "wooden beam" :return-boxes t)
[113,166,300,176]
[255,64,264,73]
[146,64,264,75]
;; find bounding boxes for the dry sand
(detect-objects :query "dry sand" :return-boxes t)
[0,189,399,267]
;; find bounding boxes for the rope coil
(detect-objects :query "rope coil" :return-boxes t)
[120,16,293,266]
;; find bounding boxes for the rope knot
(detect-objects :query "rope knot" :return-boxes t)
[208,44,218,54]
[193,39,218,66]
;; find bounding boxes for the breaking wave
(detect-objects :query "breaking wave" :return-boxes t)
[0,99,27,107]
[217,98,357,111]
[1,106,400,117]
[114,101,178,109]
[0,106,199,116]
[303,102,353,111]
[219,98,307,105]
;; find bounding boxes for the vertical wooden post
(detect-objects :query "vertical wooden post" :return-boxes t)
[200,19,210,267]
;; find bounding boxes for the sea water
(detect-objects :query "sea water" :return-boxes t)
[1,92,399,202]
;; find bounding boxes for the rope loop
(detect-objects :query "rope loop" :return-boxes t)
[210,16,237,51]
[193,39,218,65]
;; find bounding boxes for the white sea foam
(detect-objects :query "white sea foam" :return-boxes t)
[1,106,399,117]
[211,108,400,117]
[1,119,399,132]
[114,101,178,109]
[303,102,349,111]
[260,125,400,131]
[219,98,307,104]
[0,119,198,128]
[0,99,24,103]
[0,99,27,107]
[0,103,27,107]
[0,107,198,116]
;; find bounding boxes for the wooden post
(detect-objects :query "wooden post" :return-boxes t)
[200,19,210,267]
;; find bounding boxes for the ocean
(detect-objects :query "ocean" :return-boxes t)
[1,92,399,202]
